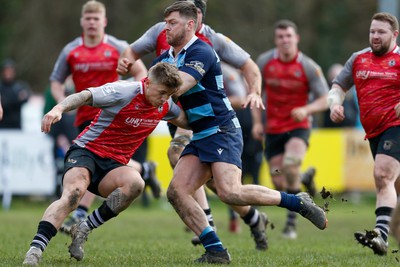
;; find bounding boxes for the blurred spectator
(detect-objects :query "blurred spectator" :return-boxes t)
[321,63,361,128]
[0,58,32,129]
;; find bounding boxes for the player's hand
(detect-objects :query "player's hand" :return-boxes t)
[251,122,264,141]
[330,104,345,123]
[395,103,400,118]
[291,107,308,122]
[243,93,265,110]
[41,107,63,133]
[116,58,133,76]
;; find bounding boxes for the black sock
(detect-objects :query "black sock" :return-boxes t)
[86,201,117,229]
[30,221,57,252]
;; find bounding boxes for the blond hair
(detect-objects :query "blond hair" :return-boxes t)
[82,0,106,16]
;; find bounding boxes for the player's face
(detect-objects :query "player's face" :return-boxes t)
[81,12,106,38]
[274,27,299,58]
[164,12,193,48]
[369,20,398,56]
[145,82,174,107]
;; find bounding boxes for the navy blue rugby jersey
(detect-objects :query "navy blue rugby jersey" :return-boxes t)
[153,36,239,141]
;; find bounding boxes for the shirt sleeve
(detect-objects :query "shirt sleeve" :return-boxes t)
[89,80,139,108]
[130,22,165,57]
[49,42,76,83]
[333,54,358,91]
[163,98,182,120]
[302,55,329,98]
[180,42,215,82]
[210,32,250,69]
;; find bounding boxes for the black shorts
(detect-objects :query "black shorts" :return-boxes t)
[368,126,400,162]
[63,144,124,195]
[264,128,310,160]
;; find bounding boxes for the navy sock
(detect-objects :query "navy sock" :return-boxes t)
[278,192,301,212]
[199,226,224,251]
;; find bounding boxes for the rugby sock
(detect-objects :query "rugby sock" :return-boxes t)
[375,206,392,242]
[204,208,215,227]
[241,206,259,227]
[30,221,57,252]
[278,192,301,212]
[199,226,224,252]
[285,190,300,227]
[141,162,150,180]
[73,205,89,220]
[85,201,117,230]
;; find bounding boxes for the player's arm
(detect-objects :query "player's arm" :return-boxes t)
[50,80,67,103]
[328,84,346,123]
[240,59,265,110]
[173,71,198,100]
[42,90,92,133]
[128,59,148,80]
[117,47,142,76]
[169,109,190,130]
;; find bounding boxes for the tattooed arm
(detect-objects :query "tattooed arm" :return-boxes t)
[41,90,93,133]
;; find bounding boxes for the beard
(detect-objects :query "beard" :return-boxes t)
[370,41,390,56]
[166,30,186,48]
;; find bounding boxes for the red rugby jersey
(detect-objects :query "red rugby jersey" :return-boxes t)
[257,50,328,134]
[50,35,128,127]
[334,46,400,138]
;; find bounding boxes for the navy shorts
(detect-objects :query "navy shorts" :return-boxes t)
[181,126,243,169]
[368,126,400,161]
[63,144,124,195]
[264,128,310,160]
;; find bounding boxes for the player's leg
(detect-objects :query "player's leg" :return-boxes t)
[190,186,217,245]
[206,179,269,251]
[128,159,161,199]
[69,165,144,261]
[281,137,307,239]
[167,154,231,264]
[60,191,96,235]
[355,127,400,255]
[23,167,90,265]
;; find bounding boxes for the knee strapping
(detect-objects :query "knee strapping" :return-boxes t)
[106,188,124,214]
[282,155,302,167]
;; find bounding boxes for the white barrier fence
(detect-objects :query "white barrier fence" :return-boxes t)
[0,130,55,209]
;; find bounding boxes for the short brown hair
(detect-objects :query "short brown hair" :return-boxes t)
[82,0,106,16]
[164,1,198,26]
[148,62,182,92]
[372,12,399,32]
[273,19,298,34]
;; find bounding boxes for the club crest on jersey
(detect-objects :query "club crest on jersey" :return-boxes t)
[186,61,205,75]
[158,106,163,113]
[101,85,116,95]
[294,70,302,78]
[389,60,396,67]
[383,140,393,151]
[104,50,112,57]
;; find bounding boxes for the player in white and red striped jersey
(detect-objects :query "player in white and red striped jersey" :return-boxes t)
[23,62,187,265]
[329,12,400,256]
[252,20,329,240]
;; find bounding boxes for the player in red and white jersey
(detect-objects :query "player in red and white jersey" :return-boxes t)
[22,62,187,265]
[329,12,400,255]
[252,20,329,239]
[117,0,269,251]
[49,1,161,236]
